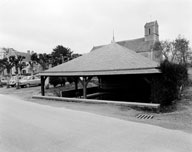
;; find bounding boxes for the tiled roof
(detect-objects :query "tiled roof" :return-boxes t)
[91,38,153,53]
[117,38,154,53]
[6,48,31,62]
[16,51,31,62]
[40,43,160,76]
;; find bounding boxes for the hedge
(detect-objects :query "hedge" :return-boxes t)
[49,76,74,87]
[49,76,66,87]
[151,60,188,106]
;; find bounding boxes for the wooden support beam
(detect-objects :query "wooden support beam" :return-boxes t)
[41,76,47,96]
[75,79,78,91]
[83,77,86,99]
[74,77,79,97]
[98,76,101,89]
[85,76,92,86]
[82,76,93,99]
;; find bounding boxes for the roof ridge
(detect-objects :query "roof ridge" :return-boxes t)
[117,37,144,43]
[41,67,158,73]
[94,37,144,47]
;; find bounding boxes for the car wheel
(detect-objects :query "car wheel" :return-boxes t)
[26,84,30,88]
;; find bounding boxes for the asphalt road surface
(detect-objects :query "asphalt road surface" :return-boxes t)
[0,94,191,152]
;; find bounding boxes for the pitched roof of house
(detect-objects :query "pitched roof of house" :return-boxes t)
[40,43,160,76]
[91,38,154,53]
[5,48,31,62]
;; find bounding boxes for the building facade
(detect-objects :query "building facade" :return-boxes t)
[0,48,6,59]
[91,21,161,62]
[0,48,38,76]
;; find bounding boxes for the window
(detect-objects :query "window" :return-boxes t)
[149,28,151,35]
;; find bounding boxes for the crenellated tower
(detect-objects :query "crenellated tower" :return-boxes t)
[144,21,159,42]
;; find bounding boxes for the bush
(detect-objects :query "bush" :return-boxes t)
[66,77,74,84]
[49,76,66,87]
[151,60,188,106]
[49,76,75,87]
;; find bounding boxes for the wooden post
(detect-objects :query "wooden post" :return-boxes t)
[98,76,102,99]
[82,76,93,99]
[75,79,78,91]
[41,76,47,96]
[74,77,79,97]
[83,77,87,99]
[98,76,101,89]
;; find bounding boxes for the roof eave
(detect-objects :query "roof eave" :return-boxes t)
[39,68,161,77]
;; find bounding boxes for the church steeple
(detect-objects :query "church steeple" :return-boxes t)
[144,21,159,42]
[111,30,115,43]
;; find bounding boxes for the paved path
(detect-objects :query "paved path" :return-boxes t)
[0,94,191,152]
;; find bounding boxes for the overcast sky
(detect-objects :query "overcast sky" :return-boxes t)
[0,0,191,54]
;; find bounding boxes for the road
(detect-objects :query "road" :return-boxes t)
[0,94,191,152]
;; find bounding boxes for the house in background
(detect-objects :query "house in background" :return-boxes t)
[91,21,161,62]
[0,48,40,76]
[0,48,5,59]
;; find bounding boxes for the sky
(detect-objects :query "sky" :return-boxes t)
[0,0,191,54]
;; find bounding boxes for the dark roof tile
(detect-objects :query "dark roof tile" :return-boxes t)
[40,43,160,76]
[91,37,154,53]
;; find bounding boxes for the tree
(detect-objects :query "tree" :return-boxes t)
[173,36,190,65]
[71,53,82,59]
[13,55,26,75]
[29,53,38,75]
[51,45,73,67]
[0,56,15,88]
[31,53,51,71]
[28,61,35,75]
[0,65,4,75]
[155,36,191,64]
[13,55,26,89]
[151,60,188,106]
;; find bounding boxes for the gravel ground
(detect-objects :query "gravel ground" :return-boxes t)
[0,84,192,134]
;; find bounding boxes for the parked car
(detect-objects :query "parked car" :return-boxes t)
[0,77,8,85]
[19,76,41,88]
[8,76,23,87]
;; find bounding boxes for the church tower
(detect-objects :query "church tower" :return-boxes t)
[144,21,159,42]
